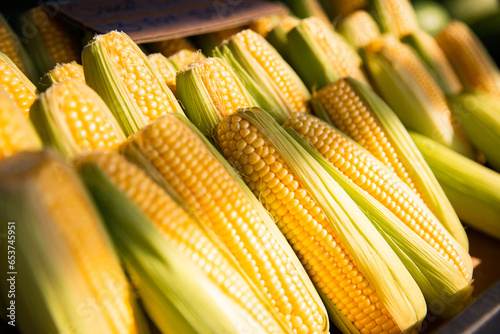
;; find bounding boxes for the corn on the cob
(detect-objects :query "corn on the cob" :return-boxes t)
[21,7,81,76]
[312,77,468,249]
[436,20,500,98]
[371,0,419,38]
[0,13,38,82]
[216,29,310,115]
[30,79,126,158]
[336,10,381,50]
[77,151,291,333]
[192,27,244,55]
[364,35,474,158]
[147,53,177,95]
[0,89,41,161]
[37,61,85,92]
[266,15,301,61]
[402,30,462,94]
[168,49,205,71]
[0,51,37,117]
[151,37,196,57]
[177,57,289,135]
[122,113,329,334]
[283,112,473,316]
[319,0,367,19]
[217,108,427,333]
[82,31,183,136]
[448,92,500,172]
[411,132,500,241]
[286,17,368,90]
[0,150,146,334]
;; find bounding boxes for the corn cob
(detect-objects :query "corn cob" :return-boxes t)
[436,20,500,98]
[192,26,244,55]
[0,89,41,161]
[371,0,419,38]
[283,112,473,316]
[0,150,146,334]
[411,132,500,241]
[336,10,381,50]
[402,30,463,94]
[364,35,474,158]
[448,92,500,172]
[266,15,301,60]
[0,13,38,82]
[216,29,310,115]
[37,61,85,92]
[319,0,367,19]
[0,51,37,117]
[217,108,427,333]
[30,79,126,158]
[311,77,468,249]
[77,151,291,333]
[21,7,81,76]
[82,31,183,136]
[151,37,196,57]
[122,113,329,334]
[286,17,368,90]
[168,48,205,71]
[147,53,177,95]
[177,57,289,135]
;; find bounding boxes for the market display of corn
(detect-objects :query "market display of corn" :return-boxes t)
[1,0,500,333]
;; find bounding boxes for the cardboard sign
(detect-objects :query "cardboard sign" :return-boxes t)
[44,0,288,43]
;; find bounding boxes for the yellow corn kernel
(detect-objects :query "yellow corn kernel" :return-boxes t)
[38,61,85,91]
[0,89,41,161]
[0,51,37,117]
[372,0,419,38]
[168,49,205,71]
[436,20,500,98]
[148,53,177,95]
[285,113,472,281]
[80,151,289,334]
[124,114,329,334]
[337,10,381,50]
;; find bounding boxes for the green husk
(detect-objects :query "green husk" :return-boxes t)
[448,92,500,172]
[223,108,427,333]
[284,115,473,317]
[0,150,148,334]
[82,31,184,137]
[411,132,500,241]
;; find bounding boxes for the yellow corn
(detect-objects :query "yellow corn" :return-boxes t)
[148,53,177,95]
[0,89,41,161]
[82,31,183,136]
[0,13,37,81]
[372,0,419,38]
[0,51,37,117]
[364,35,474,158]
[217,108,426,333]
[21,7,81,75]
[402,30,463,94]
[77,151,290,333]
[168,48,205,71]
[123,113,329,334]
[37,61,85,91]
[30,79,126,158]
[285,113,472,280]
[219,29,311,114]
[312,78,468,248]
[286,17,368,90]
[336,10,381,50]
[153,37,196,57]
[436,20,500,98]
[0,150,144,334]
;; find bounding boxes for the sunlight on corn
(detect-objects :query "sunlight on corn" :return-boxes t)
[38,61,85,92]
